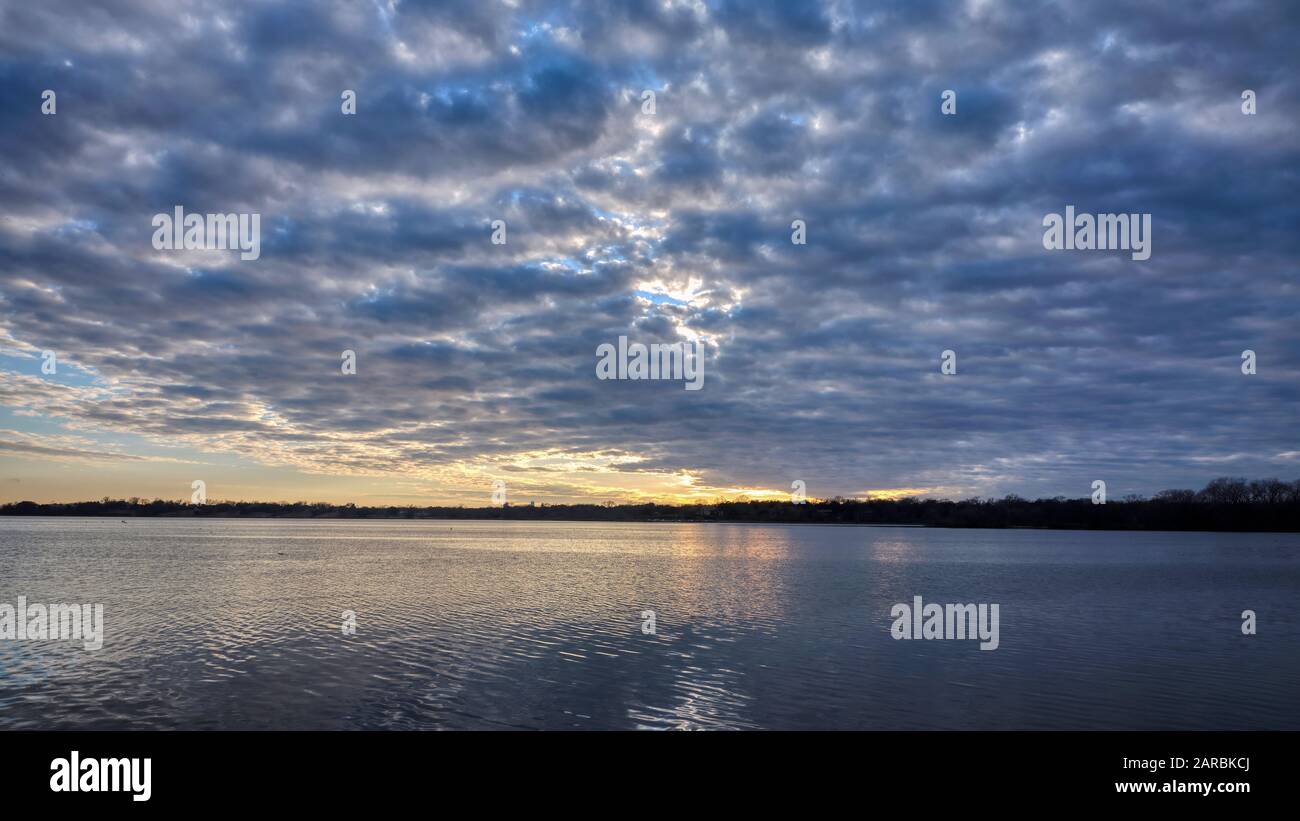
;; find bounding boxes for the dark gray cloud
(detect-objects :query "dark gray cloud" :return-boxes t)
[1,0,1298,501]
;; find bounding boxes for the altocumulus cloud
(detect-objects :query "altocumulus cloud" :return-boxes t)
[1,0,1298,503]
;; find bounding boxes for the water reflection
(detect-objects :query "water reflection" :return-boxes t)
[1,518,1298,729]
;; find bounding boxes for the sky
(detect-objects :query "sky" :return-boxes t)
[0,0,1297,506]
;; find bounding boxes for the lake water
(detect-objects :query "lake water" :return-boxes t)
[1,517,1297,730]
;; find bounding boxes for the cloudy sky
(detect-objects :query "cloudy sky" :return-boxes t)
[1,0,1297,506]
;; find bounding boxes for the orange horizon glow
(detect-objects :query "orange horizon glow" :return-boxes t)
[0,447,939,506]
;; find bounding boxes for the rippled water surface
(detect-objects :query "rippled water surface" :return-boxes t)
[1,517,1298,729]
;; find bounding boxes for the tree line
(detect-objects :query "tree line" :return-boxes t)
[3,477,1299,532]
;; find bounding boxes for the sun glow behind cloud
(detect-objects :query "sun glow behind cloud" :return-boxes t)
[1,0,1297,505]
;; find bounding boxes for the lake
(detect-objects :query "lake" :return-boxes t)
[1,517,1297,730]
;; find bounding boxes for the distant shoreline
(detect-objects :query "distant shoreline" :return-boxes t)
[4,478,1299,532]
[5,514,1300,536]
[5,513,935,527]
